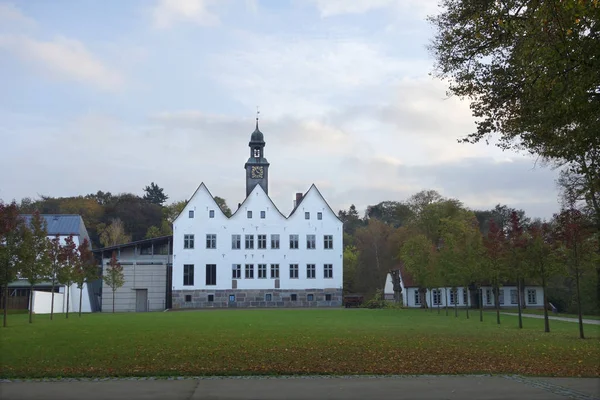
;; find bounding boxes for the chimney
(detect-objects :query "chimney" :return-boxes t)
[294,192,303,209]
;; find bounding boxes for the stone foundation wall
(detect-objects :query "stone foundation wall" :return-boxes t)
[172,289,343,309]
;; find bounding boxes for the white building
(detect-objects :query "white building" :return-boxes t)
[384,265,544,309]
[171,121,343,308]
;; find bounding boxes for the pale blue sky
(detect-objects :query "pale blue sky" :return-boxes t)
[0,0,561,218]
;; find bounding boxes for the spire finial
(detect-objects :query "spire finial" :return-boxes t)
[256,106,260,129]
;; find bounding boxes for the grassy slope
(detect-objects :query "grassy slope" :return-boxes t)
[1,309,598,378]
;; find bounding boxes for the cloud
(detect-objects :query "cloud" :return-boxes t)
[0,2,36,30]
[0,34,123,90]
[151,0,220,28]
[307,0,440,18]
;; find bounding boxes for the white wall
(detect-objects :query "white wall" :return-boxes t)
[31,290,64,314]
[173,183,343,292]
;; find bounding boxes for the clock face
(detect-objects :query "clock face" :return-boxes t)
[251,166,264,179]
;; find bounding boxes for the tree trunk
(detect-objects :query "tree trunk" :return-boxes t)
[79,286,83,317]
[495,285,500,325]
[465,287,470,319]
[112,289,116,313]
[542,273,550,333]
[516,279,523,329]
[445,288,448,316]
[437,289,440,314]
[479,288,483,322]
[2,285,7,328]
[429,289,433,312]
[454,288,458,317]
[575,271,585,339]
[50,278,56,320]
[65,283,70,319]
[520,278,527,309]
[29,285,34,324]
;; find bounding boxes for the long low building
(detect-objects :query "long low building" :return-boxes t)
[93,236,173,312]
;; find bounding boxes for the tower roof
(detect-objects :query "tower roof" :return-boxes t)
[250,118,265,144]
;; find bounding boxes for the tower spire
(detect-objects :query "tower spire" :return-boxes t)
[256,106,260,129]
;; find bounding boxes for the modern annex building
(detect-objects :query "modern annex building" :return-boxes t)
[171,121,343,308]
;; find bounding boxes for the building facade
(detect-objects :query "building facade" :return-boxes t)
[171,122,343,308]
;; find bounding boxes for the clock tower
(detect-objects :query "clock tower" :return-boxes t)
[244,119,270,197]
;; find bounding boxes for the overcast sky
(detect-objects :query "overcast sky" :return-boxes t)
[0,0,561,219]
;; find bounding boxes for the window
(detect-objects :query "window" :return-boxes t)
[208,294,214,302]
[317,212,322,220]
[414,290,421,305]
[289,264,299,279]
[140,244,152,255]
[270,264,279,279]
[290,294,297,301]
[271,234,280,249]
[498,289,505,305]
[325,294,332,301]
[245,234,254,249]
[229,294,235,302]
[260,211,266,219]
[189,210,194,218]
[486,289,492,305]
[306,234,316,249]
[185,295,192,302]
[265,293,272,301]
[245,264,254,279]
[450,289,457,305]
[258,264,267,279]
[232,264,241,279]
[306,264,316,279]
[206,264,216,286]
[305,212,310,219]
[289,234,299,249]
[463,288,468,305]
[324,264,333,278]
[209,210,215,218]
[183,264,194,286]
[510,289,518,304]
[206,234,216,249]
[258,234,267,249]
[307,294,314,301]
[232,234,241,249]
[433,289,441,305]
[184,234,194,249]
[527,289,537,304]
[247,210,252,219]
[324,235,333,249]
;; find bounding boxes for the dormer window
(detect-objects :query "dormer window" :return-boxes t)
[209,210,215,218]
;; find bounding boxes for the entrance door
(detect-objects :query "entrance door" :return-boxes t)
[135,289,148,312]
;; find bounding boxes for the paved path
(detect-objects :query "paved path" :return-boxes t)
[1,375,599,400]
[501,313,600,325]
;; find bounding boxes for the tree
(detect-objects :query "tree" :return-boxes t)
[97,218,131,248]
[554,208,599,339]
[58,235,77,318]
[143,182,169,205]
[47,235,62,320]
[507,211,528,328]
[163,200,188,224]
[145,226,161,239]
[21,212,51,323]
[484,219,508,325]
[338,204,364,236]
[365,201,414,228]
[429,1,599,250]
[73,239,97,317]
[400,234,437,308]
[0,201,23,327]
[214,196,232,217]
[103,251,125,313]
[527,222,561,333]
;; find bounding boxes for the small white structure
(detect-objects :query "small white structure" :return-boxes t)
[384,265,544,309]
[172,121,343,308]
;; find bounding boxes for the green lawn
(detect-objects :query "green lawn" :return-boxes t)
[499,308,600,320]
[1,308,598,379]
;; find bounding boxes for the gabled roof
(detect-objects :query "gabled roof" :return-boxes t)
[230,183,287,219]
[20,214,83,236]
[288,184,342,222]
[173,182,227,223]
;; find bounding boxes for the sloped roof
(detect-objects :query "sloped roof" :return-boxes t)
[21,214,83,236]
[396,263,417,287]
[230,182,287,219]
[287,184,342,222]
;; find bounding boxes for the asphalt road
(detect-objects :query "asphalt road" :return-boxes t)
[1,375,599,400]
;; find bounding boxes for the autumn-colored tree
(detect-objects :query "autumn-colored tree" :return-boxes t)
[21,212,52,323]
[0,201,23,327]
[47,234,62,320]
[73,239,97,317]
[97,218,131,248]
[58,235,77,318]
[103,251,125,313]
[554,208,599,339]
[507,211,528,328]
[400,234,437,308]
[484,218,508,325]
